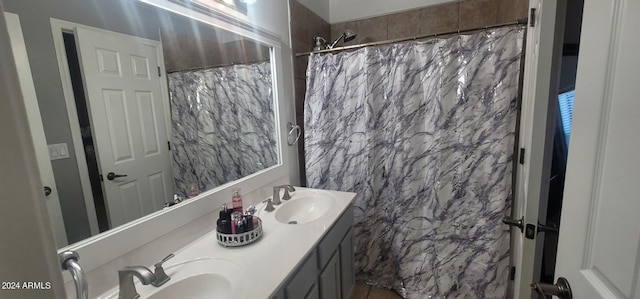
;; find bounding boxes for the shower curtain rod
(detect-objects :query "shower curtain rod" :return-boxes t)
[295,18,528,57]
[167,58,270,74]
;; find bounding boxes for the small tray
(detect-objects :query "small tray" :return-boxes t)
[216,217,262,247]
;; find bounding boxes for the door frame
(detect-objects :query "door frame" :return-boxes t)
[6,12,69,248]
[49,18,174,236]
[0,7,66,297]
[511,0,567,298]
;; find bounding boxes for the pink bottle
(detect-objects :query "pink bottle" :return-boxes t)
[232,191,243,213]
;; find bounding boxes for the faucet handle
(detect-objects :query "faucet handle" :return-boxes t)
[264,198,275,212]
[151,254,174,287]
[155,253,175,266]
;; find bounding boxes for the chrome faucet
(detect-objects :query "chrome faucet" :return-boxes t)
[118,266,155,299]
[272,185,296,205]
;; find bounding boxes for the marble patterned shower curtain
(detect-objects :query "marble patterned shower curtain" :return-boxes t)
[304,27,524,298]
[168,62,276,197]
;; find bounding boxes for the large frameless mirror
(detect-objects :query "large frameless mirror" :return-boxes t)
[3,0,279,249]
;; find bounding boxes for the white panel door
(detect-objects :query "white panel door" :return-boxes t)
[554,0,640,298]
[5,12,68,247]
[74,27,173,228]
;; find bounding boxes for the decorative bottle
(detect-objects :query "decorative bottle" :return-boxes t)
[232,190,243,213]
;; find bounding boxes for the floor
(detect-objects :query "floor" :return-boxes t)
[351,281,403,299]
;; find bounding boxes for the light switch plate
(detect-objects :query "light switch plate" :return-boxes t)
[48,143,70,160]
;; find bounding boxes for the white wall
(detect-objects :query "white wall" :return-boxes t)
[248,0,300,185]
[297,0,457,24]
[247,0,292,44]
[0,3,66,297]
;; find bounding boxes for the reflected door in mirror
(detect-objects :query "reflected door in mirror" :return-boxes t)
[75,27,173,227]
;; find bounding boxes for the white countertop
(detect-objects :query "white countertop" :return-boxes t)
[98,187,356,299]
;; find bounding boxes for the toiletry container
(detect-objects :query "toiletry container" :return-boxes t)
[217,205,232,234]
[188,184,199,198]
[232,191,243,213]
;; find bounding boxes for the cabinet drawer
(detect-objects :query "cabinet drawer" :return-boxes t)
[317,205,353,268]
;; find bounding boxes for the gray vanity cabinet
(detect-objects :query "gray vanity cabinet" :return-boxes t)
[272,205,355,299]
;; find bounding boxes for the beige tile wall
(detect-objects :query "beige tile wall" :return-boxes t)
[161,31,270,72]
[331,0,528,45]
[291,0,528,185]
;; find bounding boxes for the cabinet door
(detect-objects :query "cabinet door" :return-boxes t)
[317,207,353,268]
[285,251,318,299]
[271,287,285,299]
[319,251,341,299]
[306,284,319,299]
[340,228,355,299]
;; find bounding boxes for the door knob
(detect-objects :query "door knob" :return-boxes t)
[531,277,572,299]
[503,216,524,232]
[44,186,52,196]
[106,172,128,181]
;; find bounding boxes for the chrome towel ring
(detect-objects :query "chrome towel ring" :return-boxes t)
[287,122,301,146]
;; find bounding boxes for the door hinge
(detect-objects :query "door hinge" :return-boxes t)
[503,216,524,232]
[509,266,516,281]
[529,8,536,27]
[157,66,162,77]
[519,148,525,164]
[167,141,171,151]
[537,221,559,235]
[525,223,536,239]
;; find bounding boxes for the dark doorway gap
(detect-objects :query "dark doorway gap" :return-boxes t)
[62,31,110,233]
[539,0,584,285]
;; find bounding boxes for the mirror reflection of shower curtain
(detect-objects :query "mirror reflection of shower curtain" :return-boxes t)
[168,62,277,198]
[304,27,524,298]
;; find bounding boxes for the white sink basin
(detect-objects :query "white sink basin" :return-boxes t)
[147,273,231,299]
[275,195,334,224]
[100,258,245,299]
[144,258,244,298]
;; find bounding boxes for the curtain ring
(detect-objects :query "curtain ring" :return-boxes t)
[287,122,301,146]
